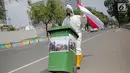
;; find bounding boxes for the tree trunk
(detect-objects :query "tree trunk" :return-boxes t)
[45,24,48,37]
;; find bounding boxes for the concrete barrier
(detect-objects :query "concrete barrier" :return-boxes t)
[0,29,38,44]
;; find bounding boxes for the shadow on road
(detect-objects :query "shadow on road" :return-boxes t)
[40,69,50,73]
[40,69,69,73]
[83,54,93,58]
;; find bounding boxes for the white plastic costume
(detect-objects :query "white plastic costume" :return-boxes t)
[62,4,87,55]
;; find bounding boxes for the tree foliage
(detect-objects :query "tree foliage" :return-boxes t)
[104,0,130,24]
[74,8,82,15]
[0,0,6,23]
[86,7,109,26]
[74,7,109,29]
[29,0,65,25]
[53,0,66,26]
[28,0,66,36]
[0,25,16,31]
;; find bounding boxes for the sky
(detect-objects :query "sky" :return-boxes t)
[4,0,108,26]
[82,0,108,15]
[4,0,30,26]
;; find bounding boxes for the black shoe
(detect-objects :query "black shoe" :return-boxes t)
[76,67,80,70]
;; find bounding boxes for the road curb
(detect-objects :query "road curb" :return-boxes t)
[0,37,47,49]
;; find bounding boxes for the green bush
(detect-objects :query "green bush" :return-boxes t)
[9,27,16,31]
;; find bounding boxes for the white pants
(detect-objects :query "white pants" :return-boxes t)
[76,33,82,55]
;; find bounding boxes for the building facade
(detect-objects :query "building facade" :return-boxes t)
[4,0,30,26]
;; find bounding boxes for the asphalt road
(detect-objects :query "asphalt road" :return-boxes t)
[0,28,130,73]
[80,28,130,73]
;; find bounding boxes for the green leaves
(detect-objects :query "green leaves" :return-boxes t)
[28,0,66,36]
[0,0,6,23]
[74,8,82,15]
[28,0,65,26]
[86,7,109,26]
[104,0,130,24]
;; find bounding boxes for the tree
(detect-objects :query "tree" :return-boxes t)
[28,0,65,37]
[1,25,16,31]
[0,0,6,23]
[74,8,82,15]
[127,3,130,21]
[53,0,66,26]
[77,7,109,30]
[104,0,130,25]
[86,7,109,27]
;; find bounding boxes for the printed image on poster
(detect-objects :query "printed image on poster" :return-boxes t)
[68,39,76,51]
[49,34,77,52]
[69,34,77,51]
[49,36,69,52]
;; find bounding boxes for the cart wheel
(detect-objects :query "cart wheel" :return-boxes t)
[51,71,68,73]
[74,67,78,73]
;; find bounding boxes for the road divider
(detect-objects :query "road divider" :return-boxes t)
[0,44,6,49]
[0,37,47,49]
[11,42,19,47]
[5,42,12,48]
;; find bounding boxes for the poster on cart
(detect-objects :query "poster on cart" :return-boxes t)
[49,34,77,52]
[68,34,77,51]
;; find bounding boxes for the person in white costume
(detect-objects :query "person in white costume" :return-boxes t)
[62,4,87,69]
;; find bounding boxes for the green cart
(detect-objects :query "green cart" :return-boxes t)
[47,26,79,73]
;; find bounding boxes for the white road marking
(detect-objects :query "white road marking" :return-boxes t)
[82,29,111,43]
[8,29,111,73]
[82,33,102,43]
[8,56,49,73]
